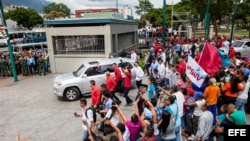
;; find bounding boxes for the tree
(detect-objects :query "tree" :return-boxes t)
[186,0,234,36]
[235,19,244,28]
[145,1,194,27]
[5,8,43,30]
[44,11,67,20]
[246,16,250,37]
[43,2,70,19]
[145,8,169,26]
[134,19,144,28]
[236,0,250,29]
[135,0,153,16]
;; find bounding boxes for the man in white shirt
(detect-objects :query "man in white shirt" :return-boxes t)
[172,85,185,117]
[157,58,166,79]
[134,61,144,89]
[169,65,178,88]
[130,49,137,64]
[168,26,172,37]
[74,98,96,141]
[158,49,166,64]
[196,103,213,141]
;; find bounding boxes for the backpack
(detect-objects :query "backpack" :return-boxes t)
[85,107,97,122]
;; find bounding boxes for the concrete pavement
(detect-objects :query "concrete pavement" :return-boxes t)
[0,74,138,141]
[0,74,249,141]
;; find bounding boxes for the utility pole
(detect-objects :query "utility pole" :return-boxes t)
[0,0,18,82]
[229,0,238,47]
[205,0,211,39]
[171,1,173,30]
[162,0,166,48]
[116,0,118,13]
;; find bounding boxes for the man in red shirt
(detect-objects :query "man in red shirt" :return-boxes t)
[90,80,101,109]
[105,71,121,104]
[154,42,162,54]
[228,46,236,59]
[195,51,201,62]
[112,63,123,92]
[177,57,186,74]
[122,66,133,106]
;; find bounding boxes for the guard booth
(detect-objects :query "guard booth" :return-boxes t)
[44,12,138,73]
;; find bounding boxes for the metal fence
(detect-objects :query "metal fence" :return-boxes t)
[53,35,105,55]
[117,32,135,51]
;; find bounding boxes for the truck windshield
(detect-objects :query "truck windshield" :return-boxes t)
[232,41,244,47]
[73,64,85,77]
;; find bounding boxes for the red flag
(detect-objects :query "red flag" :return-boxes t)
[198,41,222,75]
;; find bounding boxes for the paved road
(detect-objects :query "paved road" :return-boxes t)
[0,74,138,141]
[0,74,249,141]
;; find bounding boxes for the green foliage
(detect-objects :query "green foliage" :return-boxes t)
[44,11,67,20]
[138,50,147,68]
[134,19,145,28]
[135,0,153,16]
[43,2,70,17]
[237,0,250,24]
[145,8,169,26]
[145,0,194,27]
[5,8,43,30]
[247,16,250,23]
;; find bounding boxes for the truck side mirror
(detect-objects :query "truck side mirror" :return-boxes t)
[82,74,87,78]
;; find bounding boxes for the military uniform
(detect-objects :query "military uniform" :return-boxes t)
[0,59,8,77]
[7,61,12,76]
[37,57,45,76]
[19,58,28,76]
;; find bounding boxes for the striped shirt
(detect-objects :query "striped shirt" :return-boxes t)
[196,110,213,140]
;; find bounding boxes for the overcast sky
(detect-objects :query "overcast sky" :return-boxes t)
[48,0,181,17]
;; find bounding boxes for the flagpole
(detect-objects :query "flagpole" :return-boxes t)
[116,0,118,13]
[197,41,207,64]
[0,0,18,81]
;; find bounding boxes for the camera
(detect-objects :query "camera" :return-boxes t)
[96,104,105,118]
[119,60,131,70]
[96,104,104,113]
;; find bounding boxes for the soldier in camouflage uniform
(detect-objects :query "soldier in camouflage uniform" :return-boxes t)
[37,55,45,76]
[19,56,28,76]
[0,57,8,77]
[7,60,12,76]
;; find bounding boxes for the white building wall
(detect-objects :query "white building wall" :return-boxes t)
[121,5,132,19]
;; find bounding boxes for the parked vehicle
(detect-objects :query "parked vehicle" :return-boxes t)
[53,57,137,101]
[12,42,47,52]
[220,39,250,57]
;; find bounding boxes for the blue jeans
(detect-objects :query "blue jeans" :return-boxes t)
[156,135,162,141]
[82,129,88,141]
[235,97,247,119]
[162,138,176,141]
[181,116,185,128]
[164,78,170,89]
[175,125,182,141]
[123,87,132,105]
[208,104,217,126]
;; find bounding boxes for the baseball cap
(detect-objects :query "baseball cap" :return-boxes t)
[187,88,195,95]
[194,91,203,98]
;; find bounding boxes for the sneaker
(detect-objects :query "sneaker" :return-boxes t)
[98,128,104,132]
[116,101,122,105]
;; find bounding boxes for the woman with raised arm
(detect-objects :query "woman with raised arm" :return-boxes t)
[105,120,124,141]
[140,97,160,141]
[116,101,146,141]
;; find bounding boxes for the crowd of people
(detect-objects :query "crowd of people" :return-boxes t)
[0,48,49,77]
[72,35,250,141]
